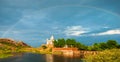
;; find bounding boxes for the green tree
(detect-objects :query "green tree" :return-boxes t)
[106,40,118,49]
[42,45,47,49]
[66,39,76,47]
[75,42,82,49]
[80,44,88,50]
[57,38,66,47]
[54,40,58,47]
[99,42,108,50]
[117,44,120,48]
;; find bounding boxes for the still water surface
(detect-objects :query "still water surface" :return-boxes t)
[0,53,82,62]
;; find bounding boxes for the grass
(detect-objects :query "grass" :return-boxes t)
[0,53,13,58]
[85,49,120,62]
[0,50,13,58]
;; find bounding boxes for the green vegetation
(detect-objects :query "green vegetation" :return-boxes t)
[54,38,78,48]
[41,45,47,49]
[54,38,120,62]
[0,38,31,58]
[88,40,120,51]
[54,38,120,51]
[54,38,66,47]
[0,50,13,58]
[85,49,120,62]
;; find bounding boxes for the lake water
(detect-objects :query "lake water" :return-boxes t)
[0,53,83,62]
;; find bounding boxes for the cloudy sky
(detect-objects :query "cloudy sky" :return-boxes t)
[0,0,120,47]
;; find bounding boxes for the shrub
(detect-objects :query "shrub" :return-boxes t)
[85,49,120,62]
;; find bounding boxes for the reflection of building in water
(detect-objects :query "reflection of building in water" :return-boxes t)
[46,35,54,48]
[46,54,53,62]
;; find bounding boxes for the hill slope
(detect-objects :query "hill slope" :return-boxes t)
[0,38,31,51]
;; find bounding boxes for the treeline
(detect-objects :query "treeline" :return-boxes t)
[54,38,120,51]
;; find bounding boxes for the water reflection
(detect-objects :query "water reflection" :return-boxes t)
[46,54,53,62]
[0,53,82,62]
[46,54,82,62]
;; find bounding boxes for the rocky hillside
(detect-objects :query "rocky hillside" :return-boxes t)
[0,38,31,50]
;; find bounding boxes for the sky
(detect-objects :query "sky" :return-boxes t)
[0,0,120,47]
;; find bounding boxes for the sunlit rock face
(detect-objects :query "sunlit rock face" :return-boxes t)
[0,38,30,48]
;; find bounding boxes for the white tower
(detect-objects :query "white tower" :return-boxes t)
[50,35,54,40]
[46,35,54,48]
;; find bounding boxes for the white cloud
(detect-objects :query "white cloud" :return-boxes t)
[64,26,88,36]
[91,29,120,36]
